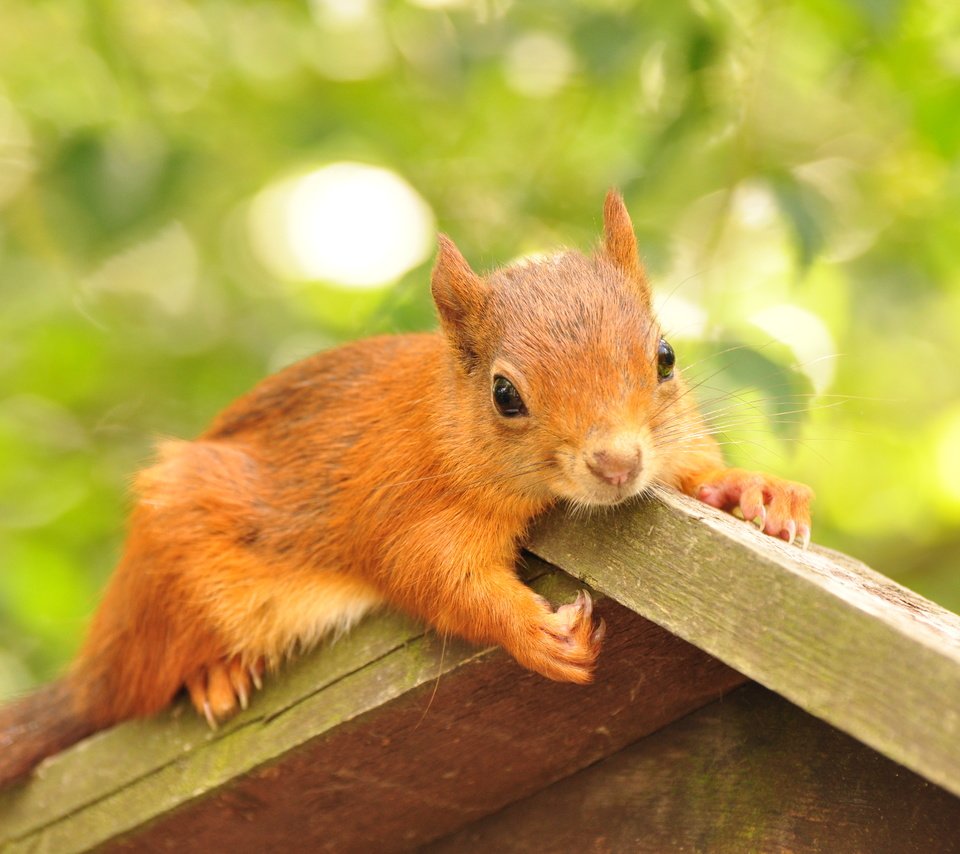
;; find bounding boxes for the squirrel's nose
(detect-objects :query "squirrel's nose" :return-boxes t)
[587,448,641,487]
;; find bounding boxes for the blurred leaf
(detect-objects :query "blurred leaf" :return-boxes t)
[770,173,827,269]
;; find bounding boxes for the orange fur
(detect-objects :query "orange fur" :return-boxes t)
[0,190,812,787]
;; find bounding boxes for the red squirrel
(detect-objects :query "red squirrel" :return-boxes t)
[0,191,812,787]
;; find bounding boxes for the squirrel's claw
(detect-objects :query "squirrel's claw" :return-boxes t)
[229,659,250,710]
[509,590,604,684]
[249,661,264,691]
[185,656,265,726]
[697,468,814,549]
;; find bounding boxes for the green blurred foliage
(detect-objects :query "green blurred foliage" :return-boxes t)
[1,0,959,695]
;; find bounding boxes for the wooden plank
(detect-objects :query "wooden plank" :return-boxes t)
[526,490,960,798]
[427,682,960,854]
[0,559,744,853]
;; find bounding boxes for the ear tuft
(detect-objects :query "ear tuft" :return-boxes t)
[431,234,488,369]
[603,189,651,303]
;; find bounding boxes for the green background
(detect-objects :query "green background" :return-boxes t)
[2,0,959,696]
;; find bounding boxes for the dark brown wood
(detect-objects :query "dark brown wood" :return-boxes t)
[0,561,742,853]
[527,491,960,796]
[103,583,742,853]
[427,682,960,854]
[9,491,960,851]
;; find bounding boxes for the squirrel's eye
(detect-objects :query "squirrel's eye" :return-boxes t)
[492,375,528,417]
[657,338,676,382]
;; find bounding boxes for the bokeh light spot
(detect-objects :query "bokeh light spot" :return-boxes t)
[504,32,576,98]
[82,223,199,315]
[248,163,436,289]
[749,304,836,393]
[306,0,393,80]
[655,293,707,340]
[0,95,33,208]
[935,406,960,508]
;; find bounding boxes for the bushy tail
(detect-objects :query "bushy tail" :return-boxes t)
[0,678,97,789]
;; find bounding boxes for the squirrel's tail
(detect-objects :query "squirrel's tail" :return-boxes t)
[0,677,98,789]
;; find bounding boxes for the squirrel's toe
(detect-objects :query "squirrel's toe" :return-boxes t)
[185,656,265,726]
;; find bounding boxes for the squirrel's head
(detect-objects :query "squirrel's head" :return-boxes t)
[431,190,684,508]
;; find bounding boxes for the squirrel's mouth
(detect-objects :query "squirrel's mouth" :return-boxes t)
[551,470,649,508]
[583,483,644,507]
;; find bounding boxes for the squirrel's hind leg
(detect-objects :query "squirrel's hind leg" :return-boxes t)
[184,567,383,728]
[83,439,383,729]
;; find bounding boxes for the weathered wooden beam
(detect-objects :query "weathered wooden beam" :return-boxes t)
[426,682,960,853]
[4,490,959,849]
[526,490,960,798]
[0,560,743,853]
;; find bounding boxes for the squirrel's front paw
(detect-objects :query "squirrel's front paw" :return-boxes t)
[507,590,605,685]
[185,656,266,729]
[696,468,814,548]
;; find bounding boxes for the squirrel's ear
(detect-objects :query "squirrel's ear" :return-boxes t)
[603,189,651,304]
[431,234,489,369]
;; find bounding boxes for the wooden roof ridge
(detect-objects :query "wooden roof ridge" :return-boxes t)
[526,490,960,799]
[1,492,958,852]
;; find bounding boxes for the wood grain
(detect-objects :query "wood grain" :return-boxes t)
[526,490,960,797]
[0,560,744,853]
[427,682,960,854]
